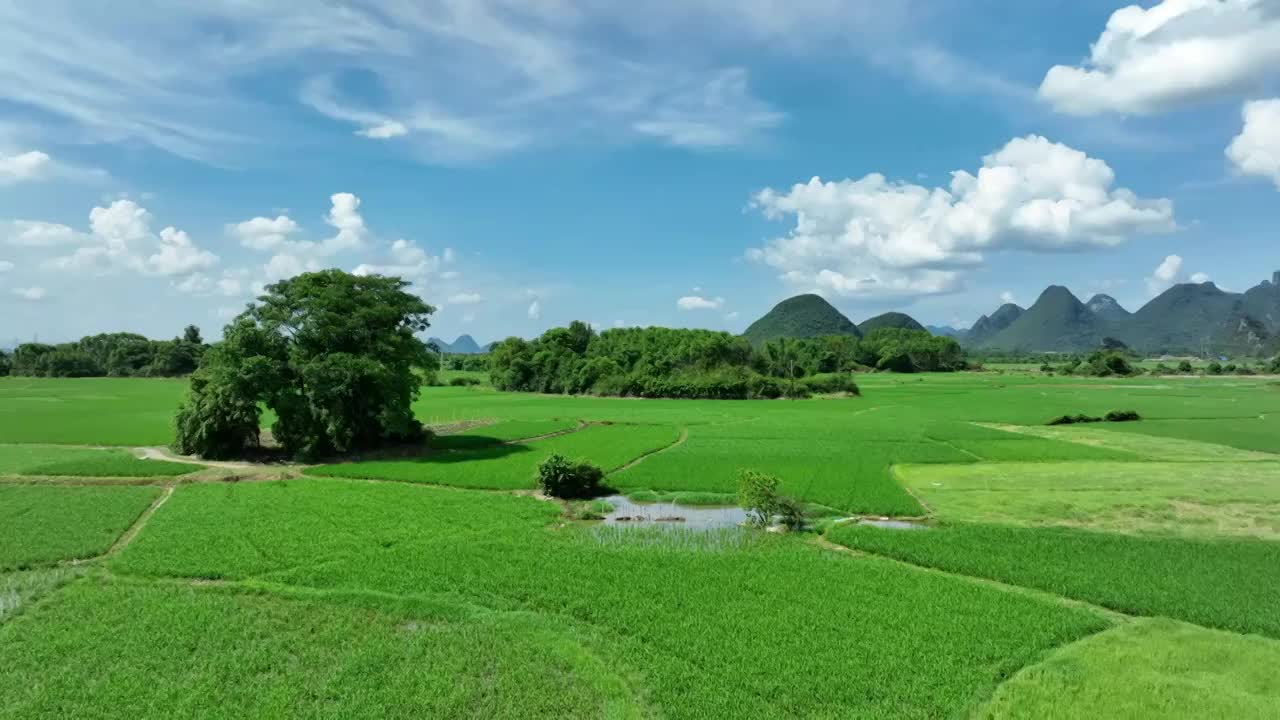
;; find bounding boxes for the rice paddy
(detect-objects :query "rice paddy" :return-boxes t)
[0,372,1277,717]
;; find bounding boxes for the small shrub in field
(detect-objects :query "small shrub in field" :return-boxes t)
[800,373,861,396]
[1178,360,1194,373]
[738,469,780,527]
[448,376,481,387]
[536,453,604,499]
[1047,414,1102,426]
[1207,361,1223,375]
[1104,410,1141,422]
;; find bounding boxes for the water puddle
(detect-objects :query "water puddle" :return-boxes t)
[856,519,931,531]
[600,495,749,531]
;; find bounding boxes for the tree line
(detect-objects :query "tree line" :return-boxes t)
[0,326,207,378]
[489,323,964,399]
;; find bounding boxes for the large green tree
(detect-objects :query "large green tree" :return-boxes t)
[174,270,437,459]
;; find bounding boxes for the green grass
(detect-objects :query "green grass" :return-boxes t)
[0,579,644,719]
[976,619,1280,719]
[431,418,580,450]
[0,445,194,477]
[106,479,1110,718]
[0,485,161,570]
[310,423,678,490]
[982,422,1278,461]
[897,460,1280,538]
[828,521,1280,638]
[1094,415,1280,454]
[0,566,86,624]
[0,377,186,445]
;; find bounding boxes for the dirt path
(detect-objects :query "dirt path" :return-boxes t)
[609,427,689,475]
[505,419,591,444]
[133,446,270,470]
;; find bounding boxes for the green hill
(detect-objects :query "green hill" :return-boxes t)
[965,303,1024,346]
[980,286,1104,352]
[743,294,861,345]
[1125,282,1260,354]
[858,312,926,334]
[1243,272,1280,332]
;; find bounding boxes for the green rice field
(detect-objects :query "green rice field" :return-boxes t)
[1,372,1278,717]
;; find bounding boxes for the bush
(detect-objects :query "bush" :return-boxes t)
[1104,410,1141,422]
[799,373,861,396]
[738,469,780,528]
[1270,357,1280,374]
[1047,414,1102,426]
[1207,361,1223,375]
[1177,360,1194,373]
[536,454,605,499]
[448,376,481,387]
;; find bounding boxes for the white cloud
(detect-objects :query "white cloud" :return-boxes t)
[1227,99,1280,189]
[4,220,81,247]
[1190,271,1212,283]
[229,215,299,251]
[149,227,218,276]
[440,270,461,280]
[677,295,725,310]
[1147,254,1195,296]
[749,135,1175,298]
[1039,0,1280,115]
[448,292,483,304]
[724,311,740,321]
[264,252,314,283]
[527,299,542,320]
[442,248,457,264]
[0,260,13,272]
[0,3,798,164]
[34,199,219,279]
[356,121,409,140]
[0,150,49,184]
[12,286,46,301]
[322,192,368,254]
[352,239,442,280]
[999,291,1016,304]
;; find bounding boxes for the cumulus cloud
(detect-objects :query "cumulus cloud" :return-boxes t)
[229,215,300,251]
[999,290,1016,304]
[0,150,49,184]
[39,199,219,279]
[749,135,1174,298]
[1146,254,1209,295]
[149,227,218,276]
[1039,0,1280,115]
[352,239,442,280]
[12,286,46,301]
[527,300,542,320]
[676,295,725,310]
[448,292,483,304]
[1227,99,1280,189]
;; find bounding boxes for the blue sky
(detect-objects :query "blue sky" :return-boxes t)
[2,0,1279,344]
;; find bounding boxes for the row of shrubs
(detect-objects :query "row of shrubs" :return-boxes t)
[587,370,860,400]
[1047,409,1141,426]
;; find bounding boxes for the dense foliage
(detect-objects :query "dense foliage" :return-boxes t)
[489,323,960,399]
[535,453,605,499]
[6,326,205,378]
[174,270,436,459]
[742,293,861,346]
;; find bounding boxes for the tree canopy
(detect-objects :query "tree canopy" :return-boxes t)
[6,330,205,378]
[174,270,437,459]
[489,323,963,400]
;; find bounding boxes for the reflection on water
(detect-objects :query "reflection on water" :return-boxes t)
[856,519,930,531]
[600,494,749,531]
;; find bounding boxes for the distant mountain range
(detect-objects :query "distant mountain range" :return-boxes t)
[971,271,1280,355]
[739,270,1280,356]
[427,335,492,354]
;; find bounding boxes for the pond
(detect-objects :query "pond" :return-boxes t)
[600,494,749,531]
